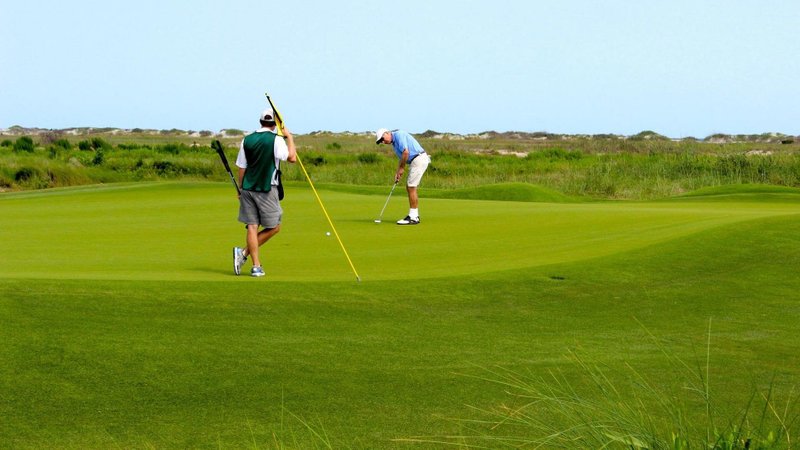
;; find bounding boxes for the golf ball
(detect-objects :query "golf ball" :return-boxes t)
[326,232,331,236]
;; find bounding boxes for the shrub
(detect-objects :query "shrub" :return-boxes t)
[13,136,35,153]
[152,160,191,175]
[14,167,38,182]
[305,154,327,166]
[52,138,72,150]
[357,152,380,164]
[92,149,105,166]
[159,143,184,155]
[90,137,110,150]
[1,139,12,147]
[78,140,92,151]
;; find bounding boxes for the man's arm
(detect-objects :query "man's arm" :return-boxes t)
[284,129,297,163]
[238,167,246,194]
[395,148,409,182]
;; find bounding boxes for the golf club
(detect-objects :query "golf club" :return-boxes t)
[375,181,398,223]
[212,140,240,195]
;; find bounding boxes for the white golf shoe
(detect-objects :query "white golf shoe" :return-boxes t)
[396,215,420,225]
[233,247,247,275]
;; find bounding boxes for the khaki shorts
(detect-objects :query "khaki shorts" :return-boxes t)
[407,153,430,188]
[238,189,282,228]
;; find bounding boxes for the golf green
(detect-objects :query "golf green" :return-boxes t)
[1,182,798,282]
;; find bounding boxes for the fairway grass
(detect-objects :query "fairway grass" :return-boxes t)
[2,182,800,448]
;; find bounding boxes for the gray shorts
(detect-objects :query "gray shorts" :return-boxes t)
[238,189,282,228]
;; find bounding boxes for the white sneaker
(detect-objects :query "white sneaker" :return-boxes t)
[251,266,265,277]
[233,247,247,275]
[396,215,420,225]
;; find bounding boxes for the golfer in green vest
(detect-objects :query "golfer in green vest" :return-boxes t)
[232,108,297,277]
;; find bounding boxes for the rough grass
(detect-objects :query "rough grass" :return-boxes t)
[2,133,800,200]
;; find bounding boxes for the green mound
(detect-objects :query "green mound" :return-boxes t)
[679,183,800,199]
[304,182,578,203]
[429,182,578,203]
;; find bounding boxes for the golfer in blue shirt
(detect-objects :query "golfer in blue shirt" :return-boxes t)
[376,128,431,225]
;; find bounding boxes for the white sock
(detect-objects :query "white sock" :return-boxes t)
[410,208,419,219]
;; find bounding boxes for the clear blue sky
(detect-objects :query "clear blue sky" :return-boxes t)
[2,1,798,137]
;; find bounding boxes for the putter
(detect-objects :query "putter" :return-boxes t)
[211,140,240,195]
[375,181,398,223]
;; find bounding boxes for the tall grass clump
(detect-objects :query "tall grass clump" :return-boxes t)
[13,136,35,153]
[403,323,799,449]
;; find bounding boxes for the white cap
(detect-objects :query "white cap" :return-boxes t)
[375,128,389,144]
[260,108,275,122]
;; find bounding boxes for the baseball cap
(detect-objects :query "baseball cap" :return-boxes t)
[375,128,389,144]
[260,108,275,122]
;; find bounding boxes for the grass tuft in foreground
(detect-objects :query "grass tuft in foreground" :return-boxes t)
[400,322,799,449]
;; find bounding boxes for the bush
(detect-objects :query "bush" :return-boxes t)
[92,149,105,166]
[305,154,327,166]
[152,160,189,175]
[13,136,35,153]
[78,140,92,151]
[159,143,184,155]
[91,137,110,150]
[14,167,36,182]
[52,139,72,150]
[1,139,12,147]
[357,152,380,164]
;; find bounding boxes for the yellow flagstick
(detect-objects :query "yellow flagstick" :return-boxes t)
[265,93,361,282]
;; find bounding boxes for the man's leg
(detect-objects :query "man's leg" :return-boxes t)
[407,186,419,209]
[404,154,428,220]
[245,224,281,267]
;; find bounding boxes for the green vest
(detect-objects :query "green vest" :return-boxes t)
[242,131,278,192]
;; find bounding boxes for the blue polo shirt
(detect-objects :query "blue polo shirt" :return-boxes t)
[390,130,425,163]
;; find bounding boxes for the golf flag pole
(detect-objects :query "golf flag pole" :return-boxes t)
[266,93,286,138]
[265,93,361,282]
